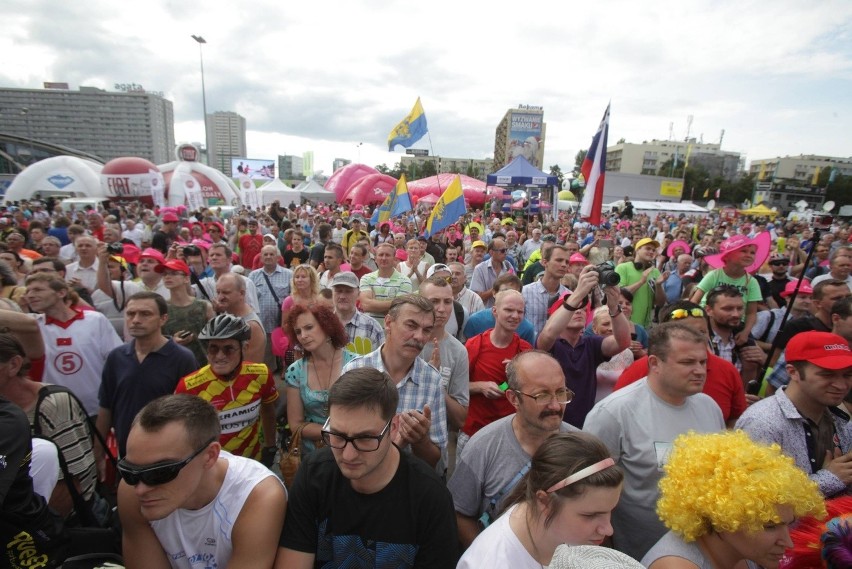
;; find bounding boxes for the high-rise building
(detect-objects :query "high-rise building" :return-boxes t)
[606,138,742,182]
[332,158,351,172]
[279,155,304,181]
[205,111,246,176]
[493,105,546,170]
[0,85,175,163]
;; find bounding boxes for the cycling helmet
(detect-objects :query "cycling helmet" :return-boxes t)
[198,313,251,343]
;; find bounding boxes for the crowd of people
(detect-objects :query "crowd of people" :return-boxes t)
[1,194,852,568]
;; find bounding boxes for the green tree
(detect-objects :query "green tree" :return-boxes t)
[419,160,438,178]
[549,164,565,190]
[574,150,587,173]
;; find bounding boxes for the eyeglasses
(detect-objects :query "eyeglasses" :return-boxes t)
[709,284,742,295]
[513,388,574,406]
[320,416,392,452]
[117,437,216,486]
[206,344,240,357]
[668,307,705,320]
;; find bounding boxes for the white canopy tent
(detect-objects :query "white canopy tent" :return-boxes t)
[604,200,710,218]
[3,156,103,203]
[257,178,300,206]
[296,179,336,203]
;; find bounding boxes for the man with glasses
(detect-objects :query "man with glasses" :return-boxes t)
[448,351,578,549]
[119,394,286,569]
[470,237,514,308]
[584,323,725,560]
[275,367,458,568]
[175,313,278,466]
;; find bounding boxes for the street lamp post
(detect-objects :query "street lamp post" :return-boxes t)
[357,142,363,162]
[191,35,209,165]
[20,107,35,164]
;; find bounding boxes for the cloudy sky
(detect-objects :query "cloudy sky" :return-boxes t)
[4,0,851,175]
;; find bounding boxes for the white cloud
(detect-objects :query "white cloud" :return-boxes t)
[3,0,851,174]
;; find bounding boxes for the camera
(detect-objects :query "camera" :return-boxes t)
[593,261,621,287]
[106,242,124,255]
[183,245,201,257]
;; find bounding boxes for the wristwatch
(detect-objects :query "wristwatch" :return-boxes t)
[608,304,623,318]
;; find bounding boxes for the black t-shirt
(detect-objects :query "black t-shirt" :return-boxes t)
[0,398,67,558]
[767,276,791,308]
[280,446,458,568]
[426,241,447,265]
[309,242,326,267]
[283,248,311,268]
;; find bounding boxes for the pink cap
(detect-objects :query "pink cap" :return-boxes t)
[161,212,179,222]
[569,253,589,265]
[780,279,813,298]
[140,248,166,264]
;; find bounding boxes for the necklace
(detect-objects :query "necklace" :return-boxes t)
[312,349,338,391]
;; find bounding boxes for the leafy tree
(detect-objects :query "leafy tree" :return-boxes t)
[419,160,438,178]
[617,137,626,144]
[574,150,587,173]
[549,164,565,190]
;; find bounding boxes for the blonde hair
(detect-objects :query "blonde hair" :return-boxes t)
[591,306,611,334]
[291,264,320,299]
[657,431,826,541]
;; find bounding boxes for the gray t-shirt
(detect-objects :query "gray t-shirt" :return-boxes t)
[448,414,577,522]
[584,378,725,561]
[420,333,470,408]
[642,531,760,569]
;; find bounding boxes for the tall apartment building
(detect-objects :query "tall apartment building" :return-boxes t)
[748,155,852,211]
[493,105,547,170]
[400,154,494,180]
[205,111,246,176]
[606,138,742,182]
[278,155,305,181]
[332,158,351,172]
[0,85,174,163]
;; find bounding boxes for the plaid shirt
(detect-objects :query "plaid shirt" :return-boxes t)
[248,266,292,332]
[342,346,448,454]
[339,310,386,356]
[710,330,739,371]
[522,280,568,337]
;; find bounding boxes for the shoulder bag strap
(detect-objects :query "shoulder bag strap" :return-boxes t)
[261,271,282,307]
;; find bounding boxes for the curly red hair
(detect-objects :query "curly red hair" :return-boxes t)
[285,302,348,350]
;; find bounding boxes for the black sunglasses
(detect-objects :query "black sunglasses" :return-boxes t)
[118,437,216,486]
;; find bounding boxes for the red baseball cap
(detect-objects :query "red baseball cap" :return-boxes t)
[155,259,190,275]
[786,331,852,370]
[140,248,166,265]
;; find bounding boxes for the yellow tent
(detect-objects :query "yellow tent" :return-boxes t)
[738,203,777,219]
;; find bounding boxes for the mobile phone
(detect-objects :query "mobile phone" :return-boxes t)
[630,333,638,341]
[599,239,614,248]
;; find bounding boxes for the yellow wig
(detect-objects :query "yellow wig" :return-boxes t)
[656,431,826,541]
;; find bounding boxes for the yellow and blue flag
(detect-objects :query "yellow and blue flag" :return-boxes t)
[424,176,465,238]
[388,98,428,151]
[371,174,413,224]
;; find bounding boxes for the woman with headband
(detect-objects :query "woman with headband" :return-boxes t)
[458,432,623,568]
[643,431,825,569]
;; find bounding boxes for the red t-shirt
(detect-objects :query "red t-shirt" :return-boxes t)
[462,331,532,437]
[614,351,746,422]
[238,234,263,268]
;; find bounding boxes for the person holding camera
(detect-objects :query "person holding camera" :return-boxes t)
[536,265,631,428]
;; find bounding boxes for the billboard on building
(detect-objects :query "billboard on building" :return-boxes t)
[302,151,314,177]
[506,111,544,169]
[230,158,276,180]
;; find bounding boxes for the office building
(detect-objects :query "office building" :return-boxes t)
[206,111,246,176]
[279,155,304,181]
[749,155,852,211]
[606,138,742,182]
[400,154,494,180]
[332,158,351,172]
[493,105,547,170]
[0,85,174,164]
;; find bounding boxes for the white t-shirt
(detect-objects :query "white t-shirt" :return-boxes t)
[36,310,123,415]
[457,504,540,569]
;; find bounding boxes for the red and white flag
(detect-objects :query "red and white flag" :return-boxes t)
[580,103,610,226]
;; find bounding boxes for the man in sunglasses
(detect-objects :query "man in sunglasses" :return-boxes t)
[119,394,286,569]
[275,367,458,568]
[175,313,278,465]
[470,237,514,308]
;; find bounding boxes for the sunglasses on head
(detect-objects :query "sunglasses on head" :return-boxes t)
[118,437,216,486]
[667,307,705,321]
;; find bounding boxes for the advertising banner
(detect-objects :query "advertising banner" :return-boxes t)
[231,158,276,180]
[506,112,544,169]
